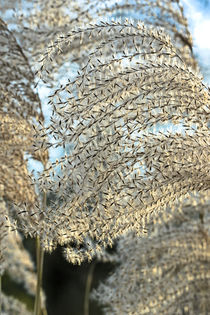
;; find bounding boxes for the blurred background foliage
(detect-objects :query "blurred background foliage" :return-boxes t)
[2,236,115,315]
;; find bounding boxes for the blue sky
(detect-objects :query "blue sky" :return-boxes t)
[182,0,210,83]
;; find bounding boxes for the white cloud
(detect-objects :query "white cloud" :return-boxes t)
[194,19,210,50]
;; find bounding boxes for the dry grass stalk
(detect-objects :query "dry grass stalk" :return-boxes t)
[0,1,209,313]
[15,19,209,263]
[93,192,210,314]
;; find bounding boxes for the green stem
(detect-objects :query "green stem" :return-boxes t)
[34,236,44,315]
[0,275,2,315]
[34,190,46,315]
[84,261,95,315]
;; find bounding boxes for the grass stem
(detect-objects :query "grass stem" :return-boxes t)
[84,261,95,315]
[34,236,44,315]
[34,189,46,315]
[0,275,2,315]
